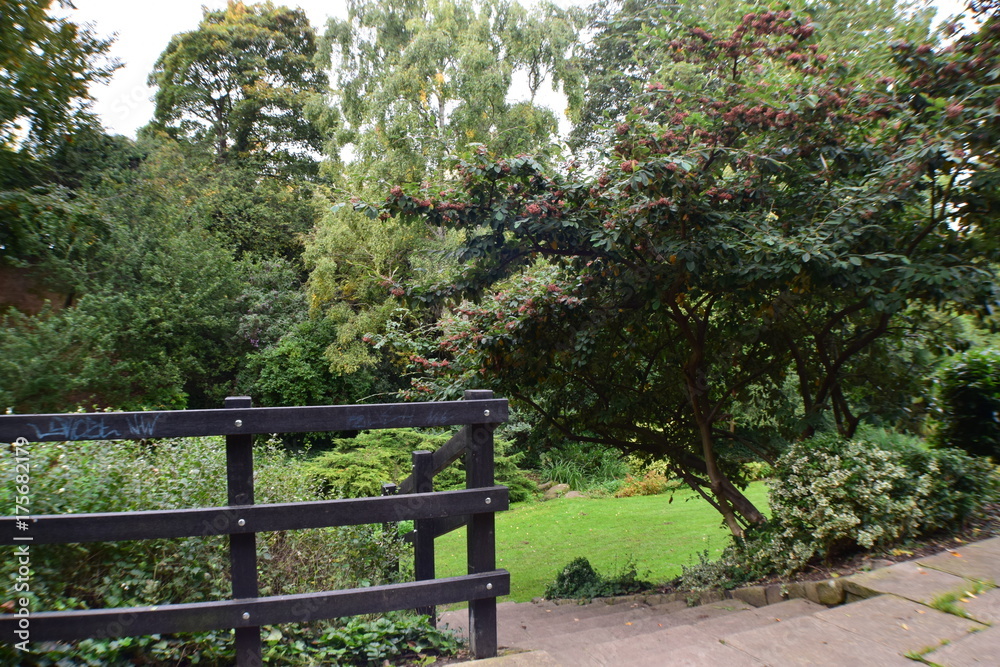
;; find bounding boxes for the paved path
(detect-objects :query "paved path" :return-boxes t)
[445,536,1000,666]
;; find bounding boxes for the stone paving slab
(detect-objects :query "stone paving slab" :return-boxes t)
[813,594,986,654]
[496,604,665,647]
[918,545,1000,586]
[721,614,915,666]
[557,624,767,667]
[842,561,976,605]
[440,598,688,646]
[961,586,1000,624]
[466,650,561,665]
[497,599,753,653]
[965,536,1000,555]
[628,639,765,667]
[921,624,1000,666]
[697,599,825,639]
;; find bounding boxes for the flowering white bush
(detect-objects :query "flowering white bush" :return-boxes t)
[767,432,933,573]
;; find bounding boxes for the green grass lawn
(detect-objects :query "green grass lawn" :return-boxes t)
[433,482,770,602]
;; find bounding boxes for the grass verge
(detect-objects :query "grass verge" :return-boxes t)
[434,481,770,602]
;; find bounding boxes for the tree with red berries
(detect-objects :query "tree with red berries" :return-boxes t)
[369,7,1000,536]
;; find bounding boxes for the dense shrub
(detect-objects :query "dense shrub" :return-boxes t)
[0,436,409,664]
[680,428,999,587]
[767,430,930,571]
[305,428,536,502]
[544,557,651,601]
[936,348,1000,459]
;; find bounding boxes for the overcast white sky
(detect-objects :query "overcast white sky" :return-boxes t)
[64,0,970,139]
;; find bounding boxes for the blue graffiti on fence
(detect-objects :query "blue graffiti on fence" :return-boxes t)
[126,413,163,437]
[27,416,122,441]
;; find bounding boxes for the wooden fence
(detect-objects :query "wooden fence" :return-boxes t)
[0,389,509,664]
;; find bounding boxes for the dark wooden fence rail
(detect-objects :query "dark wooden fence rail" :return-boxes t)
[0,390,509,664]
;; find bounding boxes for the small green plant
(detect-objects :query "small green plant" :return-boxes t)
[904,641,948,662]
[544,556,651,600]
[929,581,992,618]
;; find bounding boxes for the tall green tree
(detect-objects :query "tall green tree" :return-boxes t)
[320,0,579,184]
[371,8,999,536]
[148,0,330,176]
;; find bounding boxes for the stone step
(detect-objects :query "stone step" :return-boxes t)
[463,650,562,666]
[810,593,986,656]
[513,600,689,640]
[919,623,1000,666]
[553,598,823,666]
[439,593,696,629]
[438,596,691,642]
[723,614,917,666]
[524,599,754,654]
[914,536,1000,587]
[443,598,691,648]
[841,560,985,605]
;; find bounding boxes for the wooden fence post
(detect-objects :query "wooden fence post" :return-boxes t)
[225,396,261,666]
[464,389,498,659]
[412,450,436,625]
[381,482,399,578]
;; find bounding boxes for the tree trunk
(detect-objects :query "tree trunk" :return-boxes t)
[696,416,745,538]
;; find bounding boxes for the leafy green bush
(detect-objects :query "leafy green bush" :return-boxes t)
[680,428,999,587]
[544,557,651,601]
[305,428,535,502]
[936,348,1000,459]
[0,218,246,412]
[298,613,462,665]
[0,436,408,664]
[891,439,1000,535]
[768,430,930,569]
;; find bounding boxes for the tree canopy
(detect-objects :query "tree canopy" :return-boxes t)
[0,0,117,186]
[569,0,935,149]
[319,0,581,184]
[371,7,1000,536]
[148,0,330,176]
